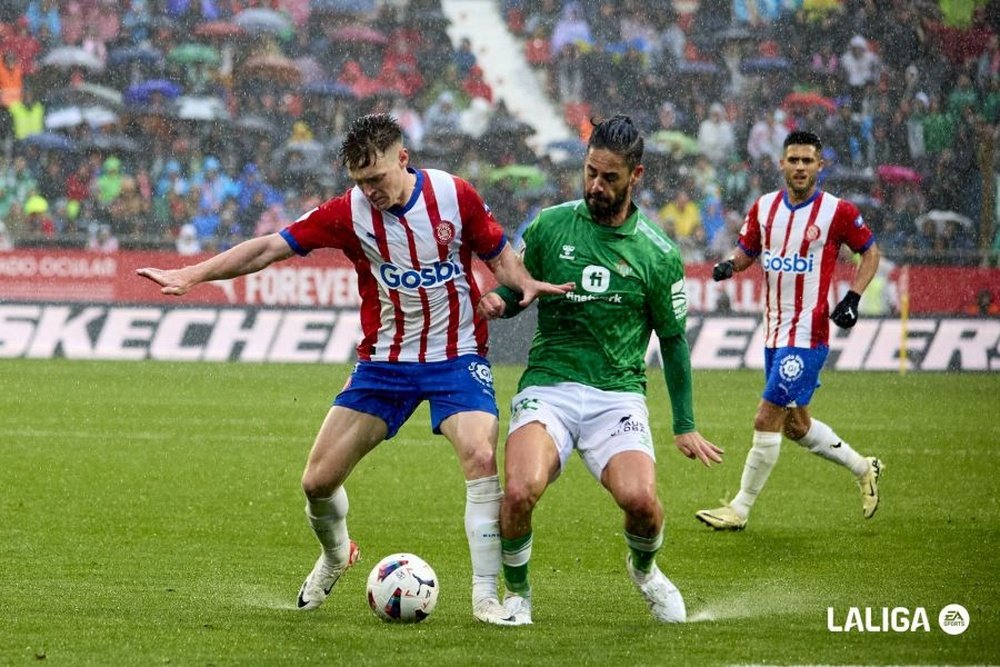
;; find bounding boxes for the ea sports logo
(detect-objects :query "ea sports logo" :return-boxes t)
[938,604,969,635]
[434,221,455,245]
[778,354,804,382]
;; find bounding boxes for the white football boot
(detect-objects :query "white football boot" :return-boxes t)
[858,456,884,519]
[296,540,360,610]
[695,504,748,531]
[472,595,519,626]
[626,555,686,623]
[502,592,533,626]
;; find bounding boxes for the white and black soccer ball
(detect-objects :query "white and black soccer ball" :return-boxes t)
[366,553,439,623]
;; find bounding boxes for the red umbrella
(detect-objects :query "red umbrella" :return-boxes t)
[193,20,247,40]
[330,24,388,44]
[782,91,836,113]
[876,165,922,185]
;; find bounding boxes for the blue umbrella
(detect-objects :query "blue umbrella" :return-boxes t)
[677,60,720,75]
[124,79,183,105]
[740,57,791,74]
[300,80,356,99]
[311,0,376,13]
[18,131,76,152]
[108,44,165,68]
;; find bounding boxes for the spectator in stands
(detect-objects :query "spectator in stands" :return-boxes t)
[697,102,735,167]
[964,288,1000,316]
[0,220,12,250]
[175,222,201,256]
[424,90,462,136]
[463,65,493,103]
[550,0,591,55]
[109,176,149,239]
[746,109,788,173]
[824,103,864,167]
[23,189,55,238]
[87,223,119,252]
[25,0,61,45]
[841,35,879,113]
[658,188,701,241]
[0,52,23,108]
[8,85,43,140]
[454,36,477,78]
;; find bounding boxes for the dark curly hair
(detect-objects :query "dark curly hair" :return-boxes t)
[339,113,404,170]
[587,114,644,171]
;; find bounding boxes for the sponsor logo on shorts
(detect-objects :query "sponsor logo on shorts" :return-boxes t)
[778,354,805,382]
[610,414,647,437]
[468,361,494,388]
[511,397,539,421]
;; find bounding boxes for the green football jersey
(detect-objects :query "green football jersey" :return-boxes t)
[512,199,688,395]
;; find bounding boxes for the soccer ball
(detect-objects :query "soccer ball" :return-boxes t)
[366,553,439,623]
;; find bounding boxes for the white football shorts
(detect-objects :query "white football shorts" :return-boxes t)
[508,382,655,480]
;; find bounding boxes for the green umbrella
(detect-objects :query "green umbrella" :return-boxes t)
[650,130,700,156]
[168,43,221,66]
[488,164,548,189]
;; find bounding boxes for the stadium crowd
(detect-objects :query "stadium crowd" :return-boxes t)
[1,0,999,269]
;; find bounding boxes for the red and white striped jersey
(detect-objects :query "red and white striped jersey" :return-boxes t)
[280,168,506,362]
[738,189,874,349]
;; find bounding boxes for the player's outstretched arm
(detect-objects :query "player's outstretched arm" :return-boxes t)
[485,244,573,307]
[660,332,724,467]
[137,233,295,296]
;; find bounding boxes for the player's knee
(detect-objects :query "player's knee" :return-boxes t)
[503,477,543,517]
[462,444,498,478]
[619,490,662,527]
[784,422,808,441]
[301,467,336,500]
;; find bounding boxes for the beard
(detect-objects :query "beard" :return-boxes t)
[585,187,630,224]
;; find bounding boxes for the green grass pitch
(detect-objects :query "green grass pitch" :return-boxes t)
[2,359,997,665]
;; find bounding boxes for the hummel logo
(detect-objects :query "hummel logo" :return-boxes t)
[366,231,378,240]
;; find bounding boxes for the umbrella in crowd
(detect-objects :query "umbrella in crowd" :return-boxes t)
[45,82,123,109]
[235,114,281,137]
[124,79,183,105]
[330,24,388,44]
[650,130,699,156]
[175,95,230,121]
[234,8,292,35]
[193,20,247,40]
[168,43,221,66]
[782,91,836,113]
[876,164,923,186]
[311,0,377,14]
[915,210,973,233]
[300,80,356,99]
[18,131,76,152]
[677,60,720,75]
[108,44,165,68]
[241,54,302,84]
[80,134,141,154]
[740,57,791,74]
[45,105,118,129]
[41,46,105,72]
[488,164,548,189]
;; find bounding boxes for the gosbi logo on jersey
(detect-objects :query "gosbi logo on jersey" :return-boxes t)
[434,221,455,245]
[378,258,464,290]
[762,250,815,274]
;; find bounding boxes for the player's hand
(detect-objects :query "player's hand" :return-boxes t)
[830,290,861,329]
[477,292,507,320]
[136,267,194,296]
[712,260,734,282]
[517,279,575,307]
[674,431,724,467]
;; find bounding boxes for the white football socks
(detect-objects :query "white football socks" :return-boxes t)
[305,486,351,565]
[466,474,503,602]
[731,431,781,519]
[796,418,869,477]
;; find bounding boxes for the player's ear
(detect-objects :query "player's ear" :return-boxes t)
[631,163,644,186]
[398,146,409,168]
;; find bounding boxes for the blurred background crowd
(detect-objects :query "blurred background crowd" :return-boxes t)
[1,0,999,270]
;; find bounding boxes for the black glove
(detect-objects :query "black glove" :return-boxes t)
[712,260,734,282]
[831,290,861,329]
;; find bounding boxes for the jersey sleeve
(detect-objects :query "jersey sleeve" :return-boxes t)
[648,244,688,339]
[736,198,763,258]
[280,191,354,255]
[829,199,875,253]
[455,177,506,260]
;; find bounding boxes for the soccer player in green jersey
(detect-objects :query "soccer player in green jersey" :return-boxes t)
[477,115,724,625]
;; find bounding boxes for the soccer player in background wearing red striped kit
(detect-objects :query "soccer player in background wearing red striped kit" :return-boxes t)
[695,131,884,531]
[138,113,573,624]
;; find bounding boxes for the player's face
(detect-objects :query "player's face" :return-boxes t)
[583,148,642,225]
[780,144,823,201]
[349,143,410,211]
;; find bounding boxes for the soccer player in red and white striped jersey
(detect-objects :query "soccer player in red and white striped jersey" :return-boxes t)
[695,131,884,531]
[138,114,572,624]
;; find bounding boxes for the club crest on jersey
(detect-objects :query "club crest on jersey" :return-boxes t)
[778,354,805,382]
[467,361,494,388]
[805,224,820,242]
[434,221,455,245]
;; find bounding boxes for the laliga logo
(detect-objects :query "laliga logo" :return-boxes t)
[762,250,815,274]
[378,258,464,290]
[827,604,969,635]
